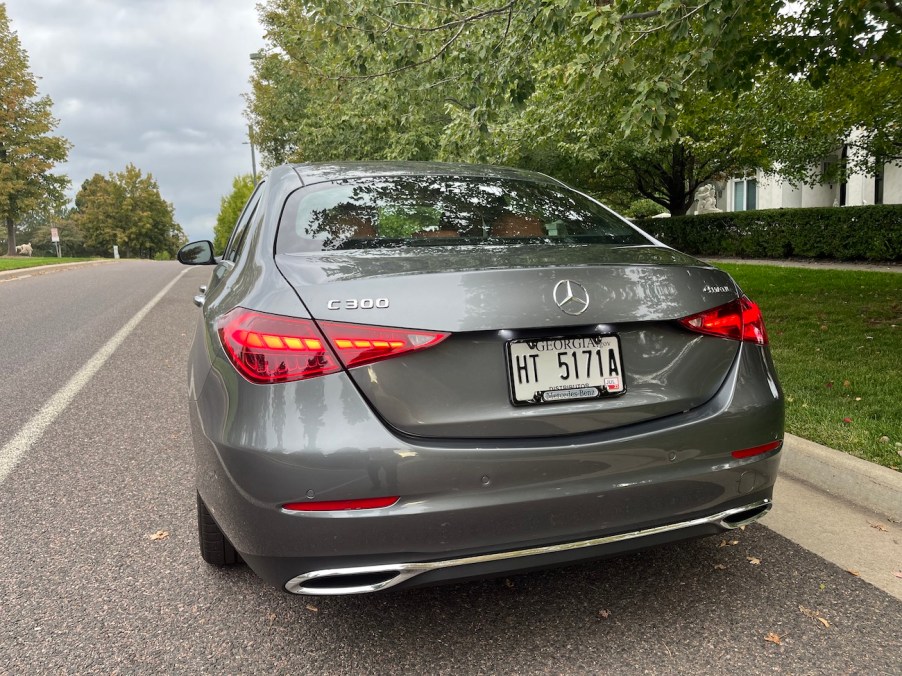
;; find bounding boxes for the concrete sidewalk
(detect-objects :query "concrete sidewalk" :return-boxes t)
[706,257,901,273]
[762,435,902,601]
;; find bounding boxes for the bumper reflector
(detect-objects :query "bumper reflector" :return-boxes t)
[282,496,400,512]
[731,440,783,459]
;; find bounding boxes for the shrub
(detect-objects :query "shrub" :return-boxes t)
[636,204,902,262]
[624,198,667,219]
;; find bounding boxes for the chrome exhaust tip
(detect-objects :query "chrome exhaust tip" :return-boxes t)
[284,498,774,595]
[285,565,420,595]
[718,501,772,529]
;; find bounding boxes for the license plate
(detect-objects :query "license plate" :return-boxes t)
[507,334,625,405]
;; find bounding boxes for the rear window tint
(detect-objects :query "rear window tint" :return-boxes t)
[276,175,650,252]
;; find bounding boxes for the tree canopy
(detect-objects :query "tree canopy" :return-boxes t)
[72,164,185,259]
[0,4,70,255]
[248,1,902,213]
[213,174,256,253]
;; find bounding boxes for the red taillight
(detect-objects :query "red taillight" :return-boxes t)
[678,296,769,345]
[217,308,341,383]
[217,309,449,383]
[731,440,782,459]
[282,496,399,512]
[319,321,449,369]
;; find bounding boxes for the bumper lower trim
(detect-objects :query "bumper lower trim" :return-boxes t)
[284,498,772,595]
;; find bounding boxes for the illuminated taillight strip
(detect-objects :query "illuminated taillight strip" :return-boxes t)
[218,309,341,383]
[282,496,400,512]
[731,440,782,459]
[678,296,769,345]
[319,321,449,369]
[217,309,449,383]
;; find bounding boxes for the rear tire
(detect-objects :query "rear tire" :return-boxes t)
[197,492,242,566]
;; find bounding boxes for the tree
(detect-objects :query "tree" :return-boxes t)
[753,62,902,186]
[768,1,902,81]
[252,1,782,149]
[0,4,70,256]
[251,1,777,211]
[72,164,185,258]
[250,1,902,207]
[213,174,255,253]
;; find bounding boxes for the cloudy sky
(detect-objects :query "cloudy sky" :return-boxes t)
[5,0,264,242]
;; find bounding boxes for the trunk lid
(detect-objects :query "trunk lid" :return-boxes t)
[275,245,742,438]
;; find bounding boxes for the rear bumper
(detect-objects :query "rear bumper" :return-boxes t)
[190,343,783,593]
[278,497,772,594]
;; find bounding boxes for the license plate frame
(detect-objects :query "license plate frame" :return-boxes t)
[505,334,626,406]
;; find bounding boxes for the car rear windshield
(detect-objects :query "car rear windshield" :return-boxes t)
[276,175,652,253]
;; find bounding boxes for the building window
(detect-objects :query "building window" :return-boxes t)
[875,163,885,205]
[733,179,757,211]
[839,144,848,206]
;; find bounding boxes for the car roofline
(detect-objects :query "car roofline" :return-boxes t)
[289,161,563,188]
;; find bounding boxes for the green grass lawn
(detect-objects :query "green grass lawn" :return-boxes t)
[718,263,901,470]
[0,256,95,271]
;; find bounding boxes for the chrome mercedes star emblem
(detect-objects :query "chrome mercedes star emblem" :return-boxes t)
[553,280,590,316]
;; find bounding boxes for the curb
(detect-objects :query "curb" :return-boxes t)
[0,259,118,280]
[780,433,902,522]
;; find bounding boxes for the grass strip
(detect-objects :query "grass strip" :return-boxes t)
[719,263,901,471]
[0,257,95,272]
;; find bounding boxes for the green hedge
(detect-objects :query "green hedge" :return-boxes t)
[635,204,902,262]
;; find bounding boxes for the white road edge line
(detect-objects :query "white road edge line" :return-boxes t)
[0,267,192,485]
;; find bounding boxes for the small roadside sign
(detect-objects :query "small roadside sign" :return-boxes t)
[50,227,61,257]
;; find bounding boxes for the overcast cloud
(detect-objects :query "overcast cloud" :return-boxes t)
[4,0,264,241]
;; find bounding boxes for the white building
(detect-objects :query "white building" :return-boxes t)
[695,142,902,214]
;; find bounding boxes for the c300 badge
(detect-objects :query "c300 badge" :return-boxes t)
[326,298,390,310]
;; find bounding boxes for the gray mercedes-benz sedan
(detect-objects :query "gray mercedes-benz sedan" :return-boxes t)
[178,162,783,595]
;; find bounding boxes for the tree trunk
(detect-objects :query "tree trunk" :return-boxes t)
[6,216,15,256]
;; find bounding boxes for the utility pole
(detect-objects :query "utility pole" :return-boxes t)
[248,124,257,185]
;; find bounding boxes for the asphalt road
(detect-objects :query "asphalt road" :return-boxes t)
[1,261,900,674]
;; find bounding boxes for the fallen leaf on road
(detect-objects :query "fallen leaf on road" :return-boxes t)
[148,530,169,541]
[305,604,318,613]
[846,569,861,577]
[869,522,889,532]
[713,564,727,570]
[799,605,831,628]
[598,609,611,619]
[764,632,785,645]
[747,556,761,565]
[718,539,740,548]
